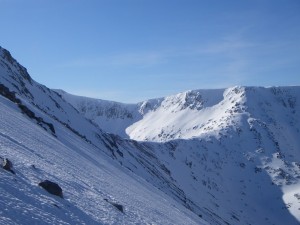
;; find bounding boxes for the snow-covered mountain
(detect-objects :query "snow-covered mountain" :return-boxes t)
[1,46,300,225]
[58,84,300,224]
[58,86,300,144]
[0,46,206,224]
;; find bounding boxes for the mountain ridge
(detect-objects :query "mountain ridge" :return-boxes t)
[57,85,300,143]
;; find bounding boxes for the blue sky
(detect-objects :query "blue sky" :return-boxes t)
[1,0,300,103]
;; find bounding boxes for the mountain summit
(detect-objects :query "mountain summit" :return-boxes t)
[1,46,300,225]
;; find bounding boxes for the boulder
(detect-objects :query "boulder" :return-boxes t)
[2,158,15,174]
[104,198,124,213]
[112,203,124,213]
[39,180,63,198]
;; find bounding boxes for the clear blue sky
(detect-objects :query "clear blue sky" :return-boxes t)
[1,0,300,103]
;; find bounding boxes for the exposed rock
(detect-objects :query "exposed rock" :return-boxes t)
[1,157,15,174]
[18,104,56,135]
[39,180,63,198]
[0,84,55,135]
[104,198,124,213]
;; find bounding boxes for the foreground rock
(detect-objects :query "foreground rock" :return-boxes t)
[104,198,124,213]
[39,180,63,198]
[1,157,15,174]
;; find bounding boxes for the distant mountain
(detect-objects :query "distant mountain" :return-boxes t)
[58,85,300,143]
[58,78,300,224]
[1,46,300,225]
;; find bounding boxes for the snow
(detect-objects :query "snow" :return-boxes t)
[0,46,206,225]
[55,89,141,138]
[1,46,300,225]
[282,183,300,222]
[0,95,205,225]
[59,85,300,224]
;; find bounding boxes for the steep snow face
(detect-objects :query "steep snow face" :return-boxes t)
[0,96,204,225]
[127,88,240,141]
[0,46,205,224]
[0,46,106,145]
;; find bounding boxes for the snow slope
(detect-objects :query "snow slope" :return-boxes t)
[0,46,205,224]
[57,89,227,141]
[1,46,300,225]
[54,89,141,138]
[59,85,300,224]
[0,95,205,225]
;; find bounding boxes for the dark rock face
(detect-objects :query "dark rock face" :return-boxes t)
[39,180,63,198]
[2,158,15,174]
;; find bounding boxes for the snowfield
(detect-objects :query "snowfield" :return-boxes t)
[59,85,300,224]
[0,94,204,225]
[1,46,300,225]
